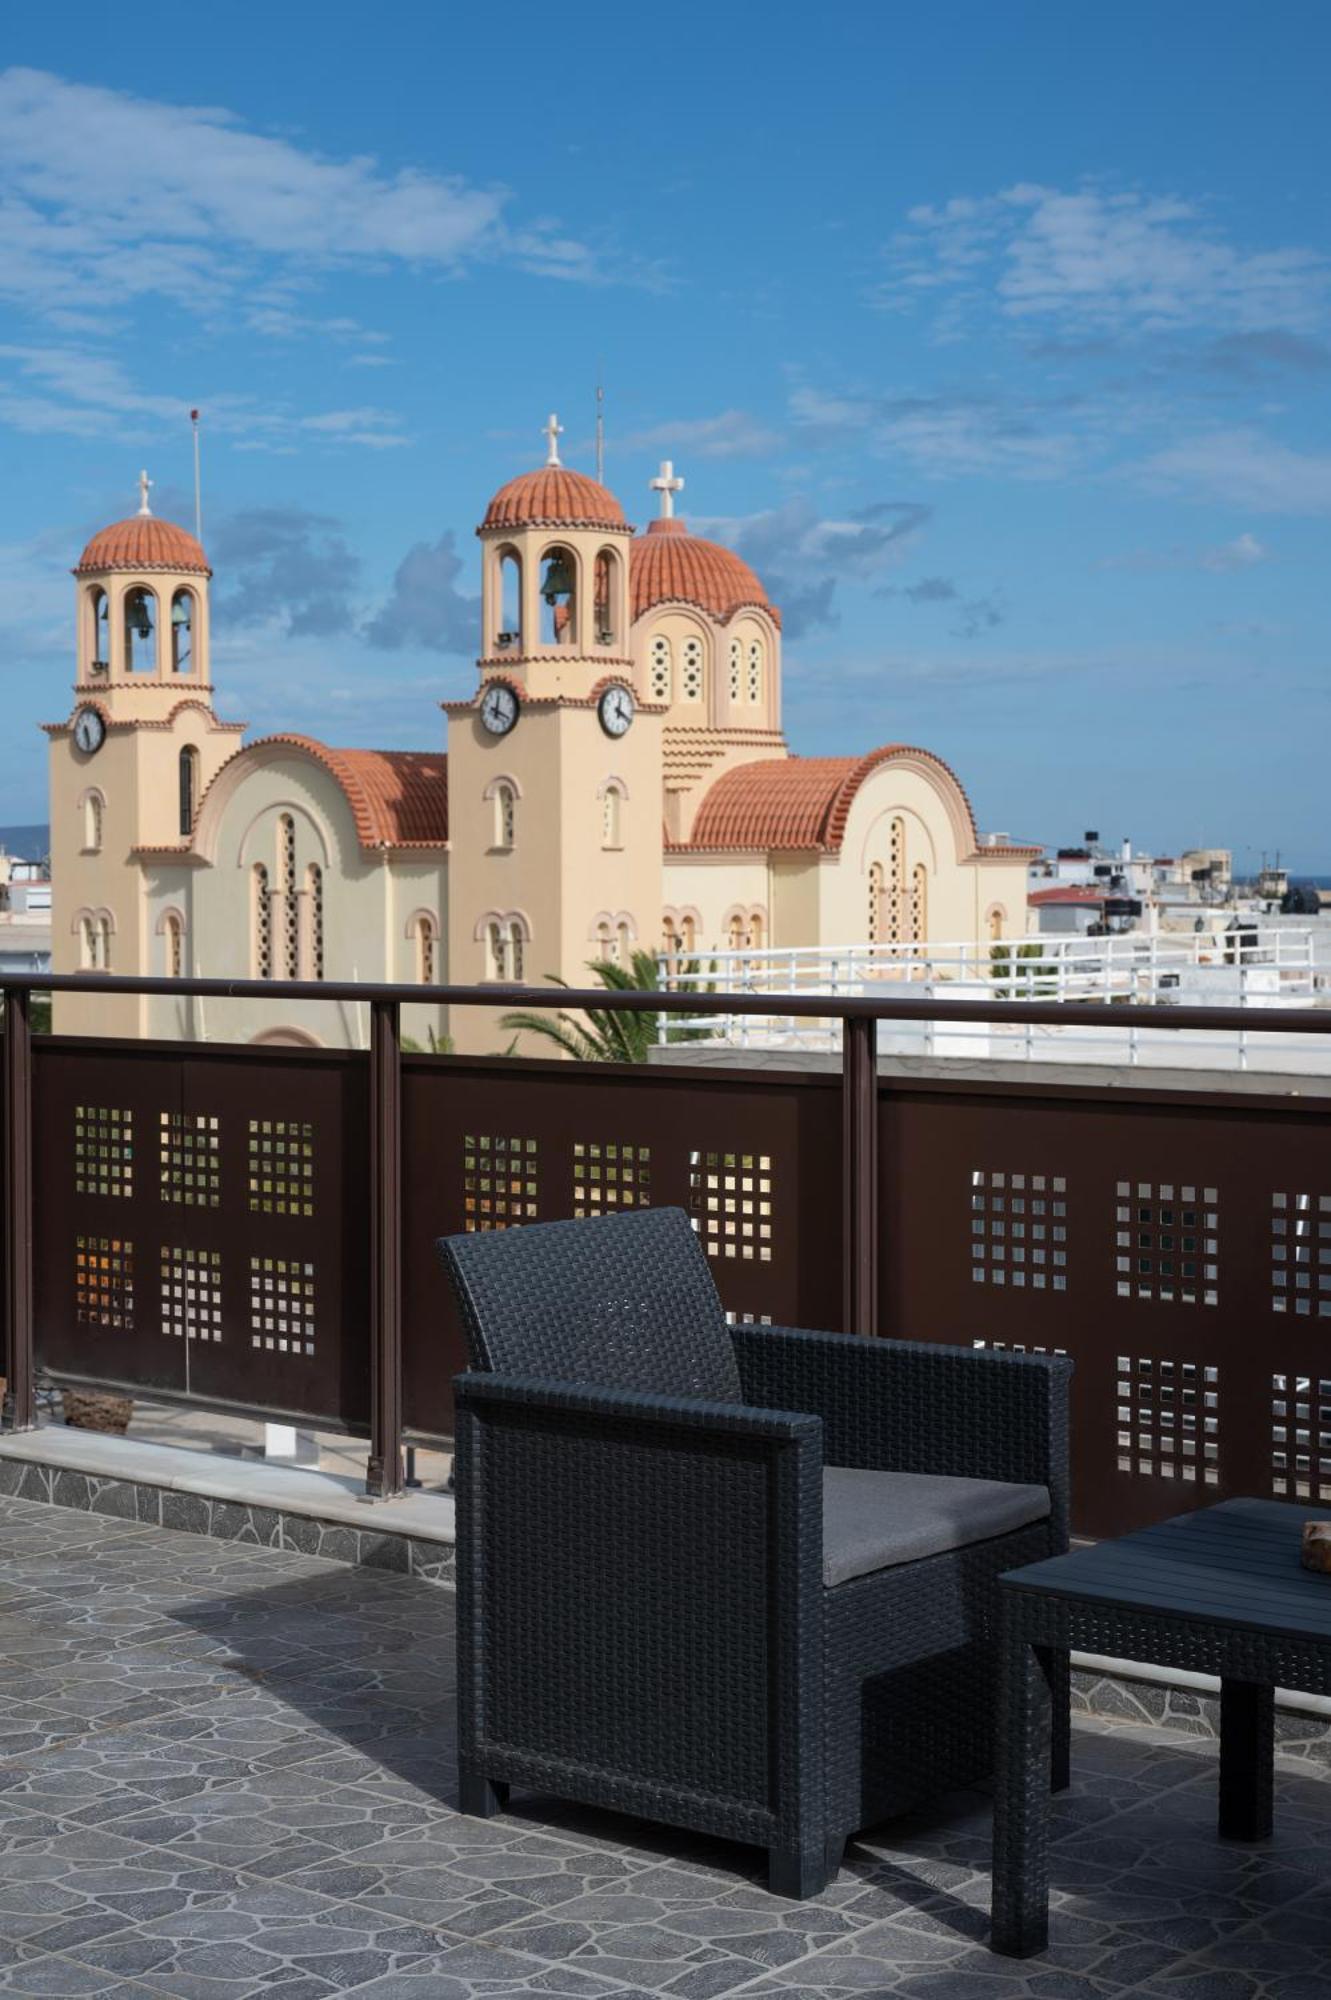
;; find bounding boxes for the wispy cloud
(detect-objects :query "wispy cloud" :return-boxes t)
[883,183,1329,340]
[1101,532,1270,574]
[621,411,782,461]
[878,574,1008,637]
[789,382,1089,480]
[0,66,640,336]
[1136,430,1331,514]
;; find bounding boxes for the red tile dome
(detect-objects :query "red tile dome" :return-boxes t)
[630,517,777,626]
[481,467,628,533]
[75,516,210,575]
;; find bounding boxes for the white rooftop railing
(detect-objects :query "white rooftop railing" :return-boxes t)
[654,928,1327,1072]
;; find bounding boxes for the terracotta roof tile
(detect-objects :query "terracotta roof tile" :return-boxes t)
[683,744,987,854]
[76,516,210,575]
[481,467,627,532]
[216,737,448,850]
[630,518,778,625]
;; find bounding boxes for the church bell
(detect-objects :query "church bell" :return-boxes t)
[541,552,574,603]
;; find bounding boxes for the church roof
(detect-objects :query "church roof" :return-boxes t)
[481,467,628,533]
[682,745,1032,856]
[244,739,449,849]
[75,516,210,575]
[630,517,778,626]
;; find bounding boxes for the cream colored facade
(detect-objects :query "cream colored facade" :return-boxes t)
[46,444,1031,1051]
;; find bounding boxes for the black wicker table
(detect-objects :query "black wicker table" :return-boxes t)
[991,1497,1331,1957]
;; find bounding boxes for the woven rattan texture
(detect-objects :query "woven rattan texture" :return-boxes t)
[439,1207,742,1401]
[445,1216,1072,1896]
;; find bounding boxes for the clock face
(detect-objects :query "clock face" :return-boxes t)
[72,706,106,756]
[598,684,635,738]
[480,683,519,737]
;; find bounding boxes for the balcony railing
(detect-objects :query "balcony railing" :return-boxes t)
[3,969,1329,1536]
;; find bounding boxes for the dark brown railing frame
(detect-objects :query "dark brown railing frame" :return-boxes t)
[4,970,1328,1499]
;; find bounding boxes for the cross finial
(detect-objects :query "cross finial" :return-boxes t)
[137,468,153,517]
[650,459,684,519]
[542,412,564,468]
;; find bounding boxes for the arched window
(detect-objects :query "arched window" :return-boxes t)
[79,913,97,970]
[661,910,682,955]
[492,781,516,851]
[594,548,617,646]
[163,911,184,979]
[170,590,194,673]
[540,544,576,646]
[278,815,298,978]
[747,638,763,704]
[178,745,199,838]
[594,916,614,962]
[486,919,506,981]
[988,904,1006,942]
[483,915,527,981]
[307,864,324,979]
[727,911,746,951]
[89,588,109,674]
[868,861,884,944]
[910,861,927,943]
[124,587,157,672]
[81,791,103,854]
[680,912,697,954]
[507,919,525,981]
[681,635,704,703]
[728,637,742,703]
[887,817,906,943]
[616,917,634,966]
[414,912,438,984]
[601,782,624,850]
[496,548,521,652]
[749,908,765,950]
[252,864,272,978]
[649,634,672,702]
[94,914,112,971]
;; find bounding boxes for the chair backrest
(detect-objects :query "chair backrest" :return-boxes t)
[437,1207,743,1402]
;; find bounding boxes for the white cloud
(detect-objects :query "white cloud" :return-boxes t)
[1137,429,1331,514]
[885,184,1329,339]
[622,411,782,461]
[0,66,620,331]
[1101,532,1270,573]
[789,382,1087,480]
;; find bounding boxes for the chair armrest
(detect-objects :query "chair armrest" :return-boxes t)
[452,1370,826,1838]
[731,1326,1071,1549]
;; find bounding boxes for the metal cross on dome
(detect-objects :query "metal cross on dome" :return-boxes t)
[651,460,684,519]
[543,413,564,468]
[137,469,153,517]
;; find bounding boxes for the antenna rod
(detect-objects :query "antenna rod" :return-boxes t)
[595,375,605,485]
[190,409,202,541]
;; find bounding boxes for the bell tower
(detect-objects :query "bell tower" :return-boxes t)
[46,471,243,1034]
[445,417,665,1052]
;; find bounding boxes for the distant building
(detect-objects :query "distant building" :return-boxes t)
[0,851,51,973]
[47,439,1035,1048]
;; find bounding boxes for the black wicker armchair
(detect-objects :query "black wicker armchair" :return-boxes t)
[439,1207,1071,1897]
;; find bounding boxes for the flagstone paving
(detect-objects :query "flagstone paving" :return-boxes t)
[1,1491,1329,1998]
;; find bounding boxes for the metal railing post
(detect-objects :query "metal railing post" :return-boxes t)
[3,986,35,1431]
[841,1013,879,1338]
[366,996,404,1498]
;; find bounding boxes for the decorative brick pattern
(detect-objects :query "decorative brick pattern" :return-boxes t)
[688,1149,773,1261]
[160,1111,221,1208]
[1116,1354,1220,1483]
[1270,1372,1331,1502]
[249,1256,316,1356]
[248,1119,315,1217]
[970,1171,1068,1291]
[1115,1180,1219,1305]
[572,1141,651,1218]
[74,1235,134,1329]
[463,1134,538,1231]
[74,1105,133,1199]
[1271,1191,1331,1317]
[160,1245,223,1342]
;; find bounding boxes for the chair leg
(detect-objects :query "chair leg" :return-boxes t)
[459,1769,509,1819]
[768,1839,832,1899]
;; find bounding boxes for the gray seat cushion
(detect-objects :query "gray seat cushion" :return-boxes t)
[823,1467,1050,1588]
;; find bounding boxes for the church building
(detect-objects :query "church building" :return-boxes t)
[46,428,1034,1050]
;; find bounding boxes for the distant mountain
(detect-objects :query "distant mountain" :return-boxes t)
[0,824,49,862]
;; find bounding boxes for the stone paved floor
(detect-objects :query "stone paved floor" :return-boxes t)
[1,1495,1329,2000]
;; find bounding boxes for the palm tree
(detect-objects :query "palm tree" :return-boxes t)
[500,949,711,1063]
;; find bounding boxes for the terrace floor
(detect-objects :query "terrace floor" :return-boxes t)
[1,1495,1329,2000]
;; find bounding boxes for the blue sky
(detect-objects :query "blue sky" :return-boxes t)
[2,1,1328,869]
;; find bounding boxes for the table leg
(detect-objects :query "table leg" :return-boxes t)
[1219,1679,1274,1842]
[991,1616,1052,1957]
[1044,1645,1071,1794]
